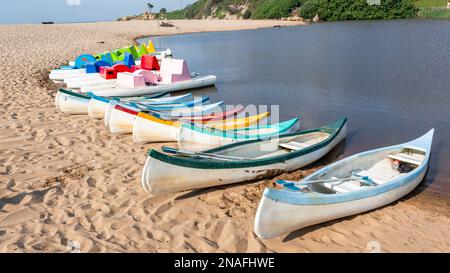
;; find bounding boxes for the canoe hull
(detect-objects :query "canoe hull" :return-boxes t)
[254,170,425,239]
[133,112,269,144]
[56,90,90,114]
[133,114,179,143]
[142,124,346,195]
[104,101,119,127]
[54,90,61,109]
[88,97,110,119]
[254,129,434,239]
[178,118,301,152]
[109,107,137,134]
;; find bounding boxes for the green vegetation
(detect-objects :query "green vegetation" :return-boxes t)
[300,0,418,21]
[414,0,447,8]
[418,7,450,17]
[163,0,449,20]
[165,9,187,20]
[414,0,450,18]
[252,0,301,19]
[165,0,301,20]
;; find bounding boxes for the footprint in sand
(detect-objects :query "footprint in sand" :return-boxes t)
[0,206,42,227]
[86,177,96,187]
[153,202,172,216]
[55,136,74,146]
[151,230,171,243]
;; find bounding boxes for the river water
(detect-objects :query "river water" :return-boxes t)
[138,19,450,194]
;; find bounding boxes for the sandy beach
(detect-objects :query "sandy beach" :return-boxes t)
[0,19,449,253]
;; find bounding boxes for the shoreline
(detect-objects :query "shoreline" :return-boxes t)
[0,19,449,252]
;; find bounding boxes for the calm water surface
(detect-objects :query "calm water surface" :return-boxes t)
[139,19,450,194]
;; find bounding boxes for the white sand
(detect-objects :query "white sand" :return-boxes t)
[0,19,449,252]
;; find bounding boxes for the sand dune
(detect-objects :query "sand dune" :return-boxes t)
[0,20,449,253]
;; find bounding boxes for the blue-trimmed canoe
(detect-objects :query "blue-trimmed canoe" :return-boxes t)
[107,101,225,134]
[177,117,301,152]
[254,129,434,239]
[131,96,210,111]
[141,118,347,195]
[88,93,191,119]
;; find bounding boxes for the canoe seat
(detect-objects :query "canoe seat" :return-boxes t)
[323,177,362,193]
[388,153,423,166]
[279,141,310,151]
[356,159,401,185]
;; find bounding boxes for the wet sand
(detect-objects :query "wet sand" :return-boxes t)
[0,19,449,252]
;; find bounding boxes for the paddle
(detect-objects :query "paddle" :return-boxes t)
[161,146,249,161]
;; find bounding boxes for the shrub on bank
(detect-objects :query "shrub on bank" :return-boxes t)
[300,0,418,21]
[252,0,302,19]
[418,7,450,18]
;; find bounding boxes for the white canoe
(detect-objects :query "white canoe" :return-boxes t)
[132,111,271,143]
[87,92,187,119]
[141,118,347,195]
[88,75,217,97]
[55,89,91,114]
[108,101,224,134]
[254,129,434,239]
[178,117,301,152]
[104,100,119,127]
[108,104,141,134]
[142,100,223,117]
[106,100,224,128]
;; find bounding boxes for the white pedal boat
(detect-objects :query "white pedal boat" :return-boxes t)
[87,75,217,97]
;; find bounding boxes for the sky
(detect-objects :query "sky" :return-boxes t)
[0,0,197,24]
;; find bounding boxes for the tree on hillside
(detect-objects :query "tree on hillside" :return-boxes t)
[147,3,154,13]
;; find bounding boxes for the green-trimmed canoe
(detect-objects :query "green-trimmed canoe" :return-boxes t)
[142,118,347,195]
[55,88,91,114]
[177,117,301,152]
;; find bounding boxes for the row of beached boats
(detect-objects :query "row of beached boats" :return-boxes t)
[51,41,434,240]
